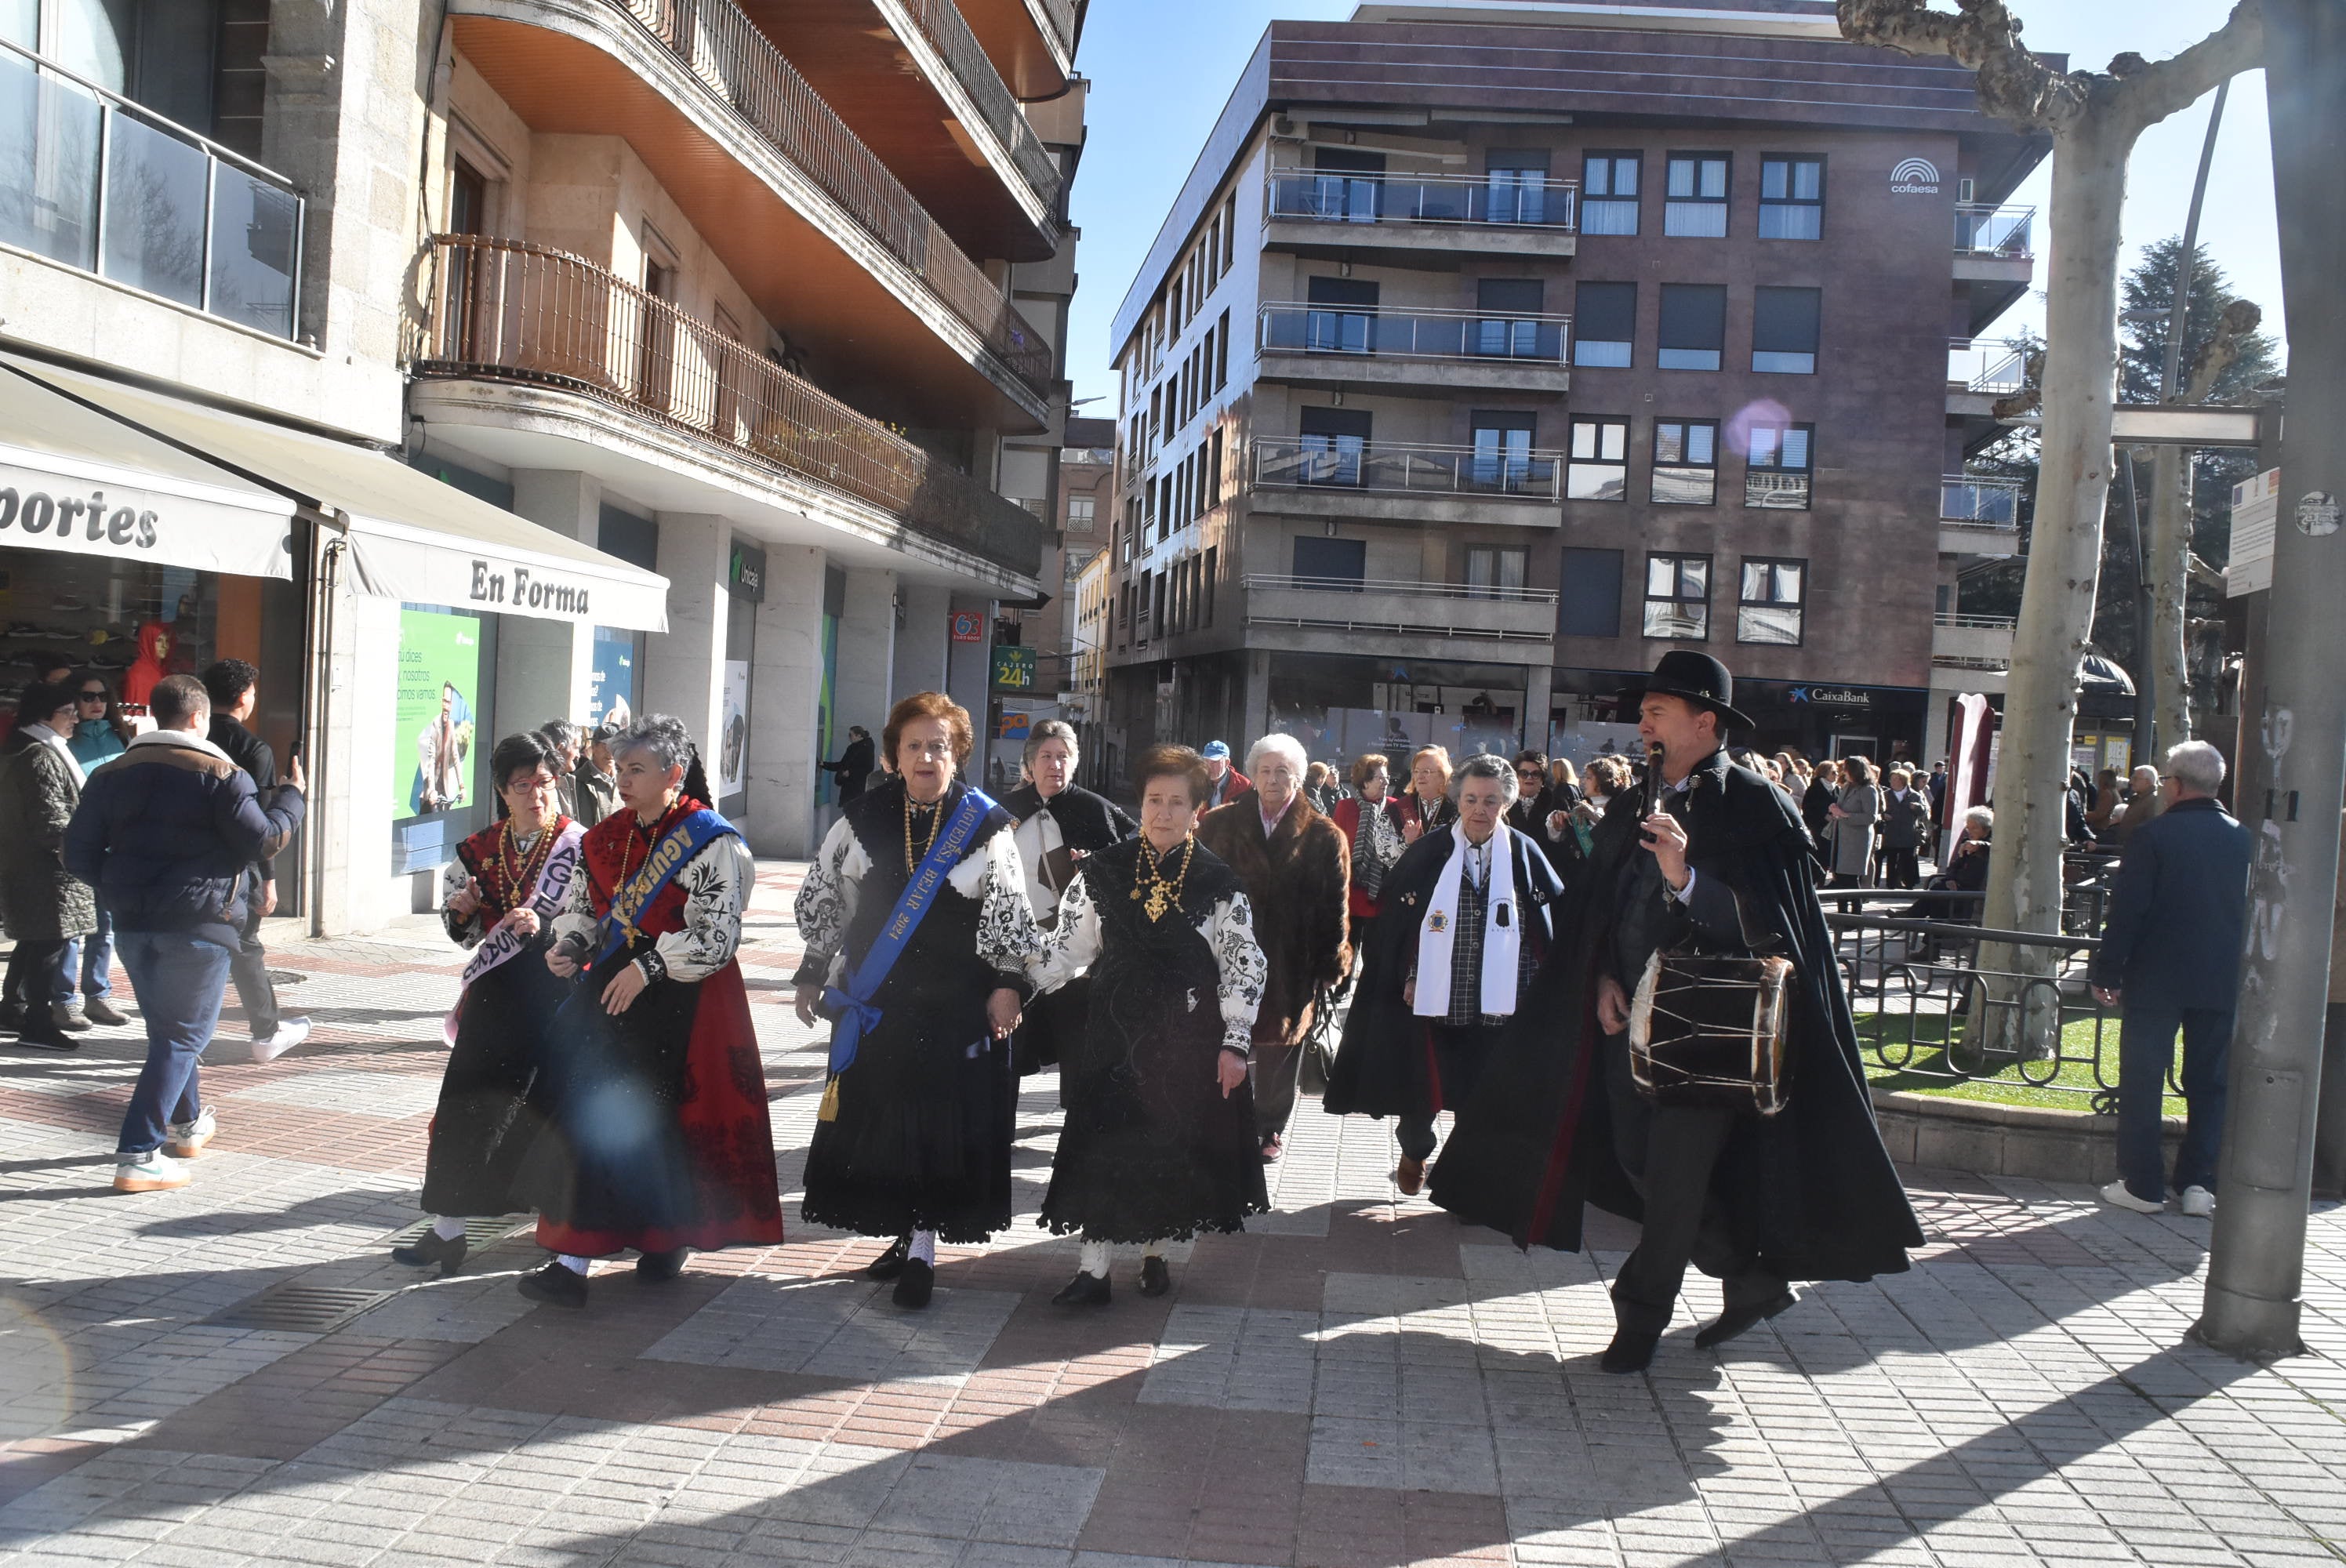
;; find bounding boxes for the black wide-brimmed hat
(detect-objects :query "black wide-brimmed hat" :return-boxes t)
[1619,650,1755,731]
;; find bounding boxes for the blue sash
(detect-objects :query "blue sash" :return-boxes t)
[590,808,742,969]
[822,788,998,1086]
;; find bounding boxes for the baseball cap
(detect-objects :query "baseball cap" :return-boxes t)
[1201,740,1231,760]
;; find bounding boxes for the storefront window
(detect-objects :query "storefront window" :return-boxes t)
[1266,652,1526,770]
[587,626,638,728]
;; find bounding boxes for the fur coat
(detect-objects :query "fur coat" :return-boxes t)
[1196,789,1350,1046]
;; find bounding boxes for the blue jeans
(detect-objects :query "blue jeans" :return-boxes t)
[2118,1002,2233,1202]
[114,930,233,1156]
[60,903,114,1001]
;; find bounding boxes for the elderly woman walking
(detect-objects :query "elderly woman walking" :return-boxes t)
[1196,734,1350,1162]
[1329,753,1407,962]
[1003,720,1135,1083]
[1825,756,1882,887]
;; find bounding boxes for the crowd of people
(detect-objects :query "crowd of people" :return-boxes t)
[3,642,2261,1367]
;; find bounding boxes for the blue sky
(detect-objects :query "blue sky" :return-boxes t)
[1060,1,2286,412]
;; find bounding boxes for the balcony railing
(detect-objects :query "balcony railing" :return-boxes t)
[0,36,301,339]
[1954,203,2034,259]
[415,234,1042,575]
[1033,0,1077,54]
[618,0,1051,394]
[1941,474,2025,527]
[1947,337,2031,394]
[894,0,1063,211]
[1243,573,1555,604]
[1934,612,2019,630]
[1266,170,1578,231]
[1252,437,1563,501]
[1258,303,1571,365]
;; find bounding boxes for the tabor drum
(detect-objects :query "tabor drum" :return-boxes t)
[1627,951,1793,1116]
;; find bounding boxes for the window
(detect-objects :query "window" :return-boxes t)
[1207,428,1223,511]
[1312,146,1387,222]
[1567,416,1629,501]
[1305,276,1378,354]
[1760,155,1824,240]
[1573,281,1634,368]
[1738,558,1807,644]
[1469,411,1536,492]
[1222,194,1237,271]
[1485,149,1552,224]
[1752,286,1820,374]
[1464,546,1527,597]
[1665,153,1730,237]
[1582,151,1640,234]
[1215,307,1229,390]
[1066,494,1096,532]
[1475,278,1545,358]
[1203,545,1218,624]
[1298,406,1372,486]
[1651,419,1719,505]
[1293,535,1366,590]
[1560,547,1624,638]
[1643,553,1711,640]
[1745,423,1815,509]
[1658,283,1726,371]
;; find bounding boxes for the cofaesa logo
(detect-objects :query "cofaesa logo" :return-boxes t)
[1890,158,1941,195]
[1789,685,1871,707]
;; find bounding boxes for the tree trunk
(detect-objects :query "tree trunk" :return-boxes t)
[1977,114,2132,1053]
[2147,442,2195,746]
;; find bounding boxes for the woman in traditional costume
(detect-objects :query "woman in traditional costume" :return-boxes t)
[517,716,782,1308]
[1004,719,1135,1084]
[794,691,1040,1309]
[392,733,583,1276]
[1028,745,1268,1305]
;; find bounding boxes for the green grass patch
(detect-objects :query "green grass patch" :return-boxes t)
[1853,1008,2186,1116]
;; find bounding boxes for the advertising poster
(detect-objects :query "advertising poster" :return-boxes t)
[394,608,481,817]
[720,659,750,797]
[588,628,637,729]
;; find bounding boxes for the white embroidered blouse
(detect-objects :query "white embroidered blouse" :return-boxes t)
[793,811,1040,992]
[1025,874,1268,1058]
[550,829,754,984]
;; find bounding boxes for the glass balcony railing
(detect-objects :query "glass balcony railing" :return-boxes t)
[1258,303,1571,365]
[1252,437,1562,501]
[1947,337,2032,394]
[1941,474,2025,528]
[0,36,301,339]
[1266,170,1579,230]
[1954,203,2034,259]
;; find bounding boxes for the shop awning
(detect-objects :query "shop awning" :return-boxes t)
[0,361,299,579]
[0,355,670,632]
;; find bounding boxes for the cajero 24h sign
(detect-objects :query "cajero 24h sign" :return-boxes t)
[992,644,1037,691]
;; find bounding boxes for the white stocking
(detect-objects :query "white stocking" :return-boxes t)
[557,1254,591,1274]
[1078,1239,1111,1277]
[430,1216,467,1242]
[909,1229,937,1265]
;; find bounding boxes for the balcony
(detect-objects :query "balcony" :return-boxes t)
[738,0,1064,256]
[1940,474,2024,557]
[1256,303,1572,397]
[1263,170,1578,262]
[451,0,1052,428]
[1932,612,2017,668]
[1242,574,1558,652]
[1952,204,2033,335]
[1248,437,1563,529]
[957,0,1076,98]
[412,234,1043,576]
[0,37,301,340]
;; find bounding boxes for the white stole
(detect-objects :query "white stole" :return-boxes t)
[1413,822,1520,1018]
[443,819,587,1044]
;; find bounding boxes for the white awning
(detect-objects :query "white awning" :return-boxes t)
[0,355,670,632]
[0,361,298,579]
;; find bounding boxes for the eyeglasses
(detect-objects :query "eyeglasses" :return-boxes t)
[901,740,955,760]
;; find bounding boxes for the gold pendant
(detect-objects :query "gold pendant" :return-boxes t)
[1144,885,1170,921]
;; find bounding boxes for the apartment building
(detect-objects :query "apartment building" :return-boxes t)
[2,0,1084,931]
[1100,0,2044,775]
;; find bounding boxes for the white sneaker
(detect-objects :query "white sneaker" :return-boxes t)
[2178,1185,2216,1218]
[164,1107,217,1159]
[2099,1179,2165,1214]
[114,1149,191,1193]
[249,1016,312,1064]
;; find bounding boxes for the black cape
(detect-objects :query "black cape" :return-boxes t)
[1326,825,1563,1121]
[1429,750,1923,1284]
[1001,782,1138,854]
[1004,782,1137,1078]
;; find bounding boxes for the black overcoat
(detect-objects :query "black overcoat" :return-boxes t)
[1326,825,1562,1121]
[1429,750,1923,1284]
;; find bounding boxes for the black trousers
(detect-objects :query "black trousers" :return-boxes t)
[1398,1022,1501,1162]
[3,938,69,1013]
[1882,848,1920,889]
[1602,1029,1786,1336]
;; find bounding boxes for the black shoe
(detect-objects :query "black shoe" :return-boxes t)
[10,1024,78,1053]
[517,1258,588,1309]
[0,1001,21,1033]
[866,1235,910,1280]
[1600,1329,1660,1374]
[636,1247,690,1282]
[83,997,129,1027]
[1138,1256,1171,1298]
[892,1257,935,1310]
[1694,1290,1796,1350]
[1052,1270,1110,1307]
[390,1230,469,1276]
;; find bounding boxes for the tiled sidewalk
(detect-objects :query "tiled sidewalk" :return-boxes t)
[2,861,2344,1566]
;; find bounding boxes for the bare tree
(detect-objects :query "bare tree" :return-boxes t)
[1839,0,2265,1044]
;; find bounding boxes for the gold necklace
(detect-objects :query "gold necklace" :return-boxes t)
[904,791,941,873]
[1131,836,1193,922]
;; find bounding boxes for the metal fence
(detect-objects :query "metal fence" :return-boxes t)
[619,0,1051,394]
[895,0,1064,208]
[415,233,1043,575]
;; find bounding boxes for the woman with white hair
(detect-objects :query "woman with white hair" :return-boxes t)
[1195,731,1352,1161]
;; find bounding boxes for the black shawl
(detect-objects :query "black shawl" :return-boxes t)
[1429,750,1923,1284]
[1002,782,1138,851]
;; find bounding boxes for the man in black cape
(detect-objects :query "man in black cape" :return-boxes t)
[1429,651,1921,1372]
[1327,753,1563,1196]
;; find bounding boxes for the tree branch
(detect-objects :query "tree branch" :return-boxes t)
[2108,1,2265,131]
[1836,0,2079,129]
[2182,299,2265,403]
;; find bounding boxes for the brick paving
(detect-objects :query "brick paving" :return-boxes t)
[1,861,2344,1565]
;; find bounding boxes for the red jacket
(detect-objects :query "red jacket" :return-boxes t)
[1330,796,1401,918]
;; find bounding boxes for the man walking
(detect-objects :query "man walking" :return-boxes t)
[2089,740,2250,1218]
[202,661,312,1062]
[1198,741,1252,811]
[65,674,306,1192]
